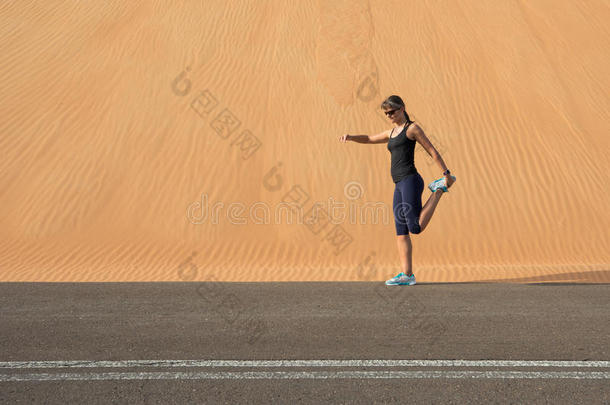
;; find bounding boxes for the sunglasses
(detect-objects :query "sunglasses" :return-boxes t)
[384,107,401,116]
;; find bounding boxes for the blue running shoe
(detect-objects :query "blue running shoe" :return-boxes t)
[428,175,456,193]
[385,272,416,286]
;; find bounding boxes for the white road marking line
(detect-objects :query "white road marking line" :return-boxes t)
[1,371,609,381]
[0,360,609,369]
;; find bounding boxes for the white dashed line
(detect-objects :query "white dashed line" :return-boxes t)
[1,359,609,369]
[1,370,609,381]
[1,360,608,381]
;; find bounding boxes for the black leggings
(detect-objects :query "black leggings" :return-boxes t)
[392,173,424,235]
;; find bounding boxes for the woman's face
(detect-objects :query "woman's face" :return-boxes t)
[383,105,403,124]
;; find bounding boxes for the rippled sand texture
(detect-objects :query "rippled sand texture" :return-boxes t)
[1,1,609,282]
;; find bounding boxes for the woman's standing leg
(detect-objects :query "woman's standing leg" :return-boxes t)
[393,175,422,276]
[401,173,424,235]
[396,234,413,276]
[388,173,445,284]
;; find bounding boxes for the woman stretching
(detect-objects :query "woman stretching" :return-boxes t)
[339,95,456,286]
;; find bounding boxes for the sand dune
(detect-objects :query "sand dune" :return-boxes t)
[1,1,608,282]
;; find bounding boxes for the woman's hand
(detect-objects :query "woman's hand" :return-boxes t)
[339,134,350,143]
[445,174,455,188]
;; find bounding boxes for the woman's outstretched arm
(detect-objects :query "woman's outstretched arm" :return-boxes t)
[339,129,390,144]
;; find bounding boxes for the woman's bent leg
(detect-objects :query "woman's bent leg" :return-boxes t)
[419,189,443,232]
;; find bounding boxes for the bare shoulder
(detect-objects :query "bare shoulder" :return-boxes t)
[369,128,392,143]
[406,122,424,141]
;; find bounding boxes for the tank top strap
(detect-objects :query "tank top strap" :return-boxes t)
[404,121,415,139]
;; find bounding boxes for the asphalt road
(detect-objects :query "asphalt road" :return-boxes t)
[0,282,608,404]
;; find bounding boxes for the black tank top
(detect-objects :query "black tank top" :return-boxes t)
[387,121,417,183]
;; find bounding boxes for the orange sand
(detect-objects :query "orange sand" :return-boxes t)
[1,1,609,282]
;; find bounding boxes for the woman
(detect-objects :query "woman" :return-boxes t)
[339,95,456,286]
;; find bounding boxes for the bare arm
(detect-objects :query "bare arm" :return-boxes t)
[339,129,390,144]
[409,124,449,174]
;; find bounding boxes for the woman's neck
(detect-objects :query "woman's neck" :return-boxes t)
[394,117,408,128]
